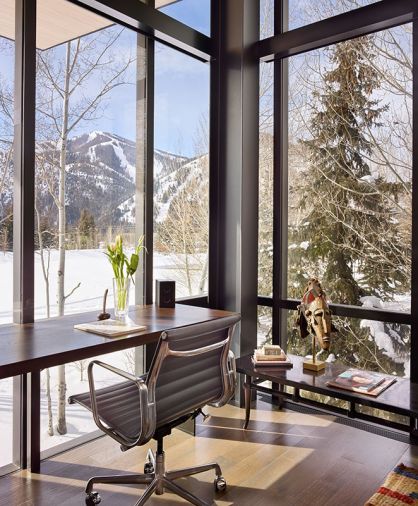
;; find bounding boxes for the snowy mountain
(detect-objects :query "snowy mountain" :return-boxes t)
[154,152,208,222]
[63,132,137,225]
[0,131,206,228]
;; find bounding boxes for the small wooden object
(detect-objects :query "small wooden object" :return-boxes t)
[303,334,326,372]
[97,289,111,321]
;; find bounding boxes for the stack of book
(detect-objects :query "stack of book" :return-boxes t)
[327,368,396,397]
[252,345,292,368]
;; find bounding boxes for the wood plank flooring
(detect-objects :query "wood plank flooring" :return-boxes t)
[0,401,416,506]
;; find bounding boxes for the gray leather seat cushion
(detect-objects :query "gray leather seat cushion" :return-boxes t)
[70,378,144,440]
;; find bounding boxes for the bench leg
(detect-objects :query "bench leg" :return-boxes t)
[243,374,252,429]
[410,417,418,444]
[272,383,284,409]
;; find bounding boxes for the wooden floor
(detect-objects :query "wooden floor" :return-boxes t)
[0,401,417,506]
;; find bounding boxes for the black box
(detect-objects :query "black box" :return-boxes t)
[155,280,176,308]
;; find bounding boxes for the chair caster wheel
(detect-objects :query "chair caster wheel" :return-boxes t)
[214,476,226,492]
[144,462,154,474]
[85,491,101,505]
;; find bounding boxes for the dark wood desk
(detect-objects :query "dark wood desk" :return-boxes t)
[0,304,236,471]
[236,354,418,441]
[0,304,234,380]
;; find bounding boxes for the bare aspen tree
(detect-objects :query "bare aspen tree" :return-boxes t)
[0,44,14,256]
[36,28,135,435]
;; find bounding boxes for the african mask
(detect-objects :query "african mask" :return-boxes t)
[296,278,337,350]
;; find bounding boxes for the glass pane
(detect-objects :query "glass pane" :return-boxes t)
[286,309,411,377]
[35,2,144,319]
[0,377,14,469]
[287,26,412,312]
[260,0,274,39]
[259,61,274,297]
[40,348,143,454]
[154,43,210,299]
[157,0,210,36]
[0,19,14,324]
[287,0,381,32]
[35,0,147,452]
[258,306,273,347]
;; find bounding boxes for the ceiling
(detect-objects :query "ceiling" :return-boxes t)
[0,0,180,50]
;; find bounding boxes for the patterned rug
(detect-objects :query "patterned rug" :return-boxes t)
[365,464,418,505]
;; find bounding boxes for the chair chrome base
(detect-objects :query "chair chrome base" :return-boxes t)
[85,448,226,506]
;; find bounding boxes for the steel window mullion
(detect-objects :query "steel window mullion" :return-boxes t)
[13,0,36,325]
[272,0,288,348]
[256,0,417,62]
[410,19,418,383]
[13,0,37,473]
[260,297,412,325]
[68,0,213,62]
[208,0,221,309]
[144,31,155,371]
[145,36,154,306]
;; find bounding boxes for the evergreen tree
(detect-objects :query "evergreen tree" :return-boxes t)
[289,35,408,305]
[77,208,96,249]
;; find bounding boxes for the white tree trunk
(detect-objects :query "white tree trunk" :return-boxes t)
[56,366,67,435]
[35,201,50,318]
[56,41,72,436]
[198,253,208,294]
[46,369,54,436]
[57,42,71,317]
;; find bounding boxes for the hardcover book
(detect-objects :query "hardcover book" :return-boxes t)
[252,344,292,367]
[251,357,293,368]
[327,368,396,396]
[254,345,286,361]
[263,344,284,356]
[74,319,146,337]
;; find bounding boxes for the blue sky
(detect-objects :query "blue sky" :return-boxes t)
[0,0,210,158]
[159,0,210,36]
[89,1,211,157]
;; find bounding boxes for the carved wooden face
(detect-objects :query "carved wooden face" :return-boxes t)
[296,278,336,350]
[303,295,331,350]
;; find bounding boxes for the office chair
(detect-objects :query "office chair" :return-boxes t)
[69,314,240,506]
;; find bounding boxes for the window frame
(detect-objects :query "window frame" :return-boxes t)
[256,0,418,383]
[3,0,213,475]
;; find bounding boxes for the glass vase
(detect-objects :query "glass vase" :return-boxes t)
[113,277,130,320]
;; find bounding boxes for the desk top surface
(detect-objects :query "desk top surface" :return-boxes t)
[236,354,418,417]
[0,305,236,379]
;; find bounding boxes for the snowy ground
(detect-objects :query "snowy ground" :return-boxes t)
[0,248,207,468]
[0,249,207,324]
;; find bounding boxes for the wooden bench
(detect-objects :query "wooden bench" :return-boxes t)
[236,354,418,441]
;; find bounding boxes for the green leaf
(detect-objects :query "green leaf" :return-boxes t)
[129,253,139,274]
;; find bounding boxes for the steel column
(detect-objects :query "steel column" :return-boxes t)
[215,0,259,404]
[411,19,418,382]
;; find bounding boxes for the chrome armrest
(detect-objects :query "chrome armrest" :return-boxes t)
[228,349,237,389]
[209,349,237,408]
[88,360,156,449]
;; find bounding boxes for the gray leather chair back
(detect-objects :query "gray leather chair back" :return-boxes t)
[147,314,240,427]
[70,314,240,450]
